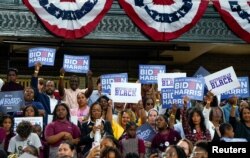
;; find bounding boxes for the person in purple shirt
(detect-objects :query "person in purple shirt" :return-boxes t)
[151,114,181,153]
[45,103,81,158]
[1,68,23,91]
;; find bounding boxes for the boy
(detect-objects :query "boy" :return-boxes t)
[219,123,234,142]
[8,121,42,156]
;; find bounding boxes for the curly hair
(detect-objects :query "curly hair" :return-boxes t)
[16,121,32,139]
[100,146,122,158]
[118,109,136,127]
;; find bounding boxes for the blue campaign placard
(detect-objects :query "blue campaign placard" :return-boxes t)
[136,123,156,141]
[193,66,210,78]
[173,77,205,101]
[139,65,166,84]
[28,47,56,67]
[161,88,183,109]
[63,55,90,73]
[0,91,24,113]
[101,73,128,94]
[221,77,249,99]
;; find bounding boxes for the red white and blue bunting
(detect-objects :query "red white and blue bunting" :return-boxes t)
[22,0,113,39]
[119,0,209,41]
[213,0,250,43]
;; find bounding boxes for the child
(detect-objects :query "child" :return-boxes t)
[120,121,145,158]
[0,115,15,153]
[219,123,234,141]
[32,124,48,158]
[8,121,42,156]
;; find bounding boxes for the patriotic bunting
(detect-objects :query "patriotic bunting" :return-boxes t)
[213,0,250,43]
[22,0,113,39]
[119,0,209,41]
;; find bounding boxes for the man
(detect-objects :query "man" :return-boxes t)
[222,95,240,123]
[58,68,93,109]
[31,63,59,115]
[1,68,23,91]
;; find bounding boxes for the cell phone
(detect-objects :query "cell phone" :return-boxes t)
[95,119,102,126]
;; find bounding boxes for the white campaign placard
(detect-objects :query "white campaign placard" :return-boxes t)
[204,66,240,95]
[157,73,187,91]
[14,117,43,132]
[111,82,141,103]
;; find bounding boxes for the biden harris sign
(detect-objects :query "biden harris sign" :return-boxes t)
[161,78,204,108]
[101,73,128,95]
[28,47,56,67]
[63,55,89,73]
[139,65,166,84]
[204,66,240,95]
[221,77,249,99]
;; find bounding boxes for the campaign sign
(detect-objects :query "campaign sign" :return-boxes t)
[221,77,249,99]
[136,123,156,141]
[0,91,24,113]
[101,73,128,94]
[193,66,210,78]
[111,82,141,103]
[204,66,240,95]
[63,55,90,73]
[14,117,43,132]
[28,47,56,67]
[139,65,166,84]
[157,73,187,91]
[161,88,183,109]
[174,78,205,101]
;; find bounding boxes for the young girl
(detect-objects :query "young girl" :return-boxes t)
[0,115,15,153]
[119,121,145,158]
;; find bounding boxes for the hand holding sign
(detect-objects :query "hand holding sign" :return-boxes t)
[183,96,189,109]
[60,67,66,76]
[35,62,42,71]
[87,70,93,78]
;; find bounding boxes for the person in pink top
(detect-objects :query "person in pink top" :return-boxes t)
[70,92,90,124]
[58,68,93,109]
[45,103,81,158]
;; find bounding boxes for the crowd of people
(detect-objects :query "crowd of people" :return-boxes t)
[0,63,249,158]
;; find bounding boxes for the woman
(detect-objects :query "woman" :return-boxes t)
[80,102,113,155]
[45,103,81,158]
[230,106,250,141]
[177,138,193,157]
[206,107,224,141]
[70,92,90,124]
[182,104,211,144]
[165,145,187,158]
[143,97,155,114]
[23,105,39,117]
[151,115,181,153]
[57,141,76,158]
[23,87,45,116]
[118,109,136,130]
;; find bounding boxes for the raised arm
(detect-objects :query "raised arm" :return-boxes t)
[182,96,190,134]
[31,62,42,98]
[138,100,147,125]
[58,67,65,97]
[84,70,93,98]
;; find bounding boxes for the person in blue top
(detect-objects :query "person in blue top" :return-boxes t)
[222,95,240,123]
